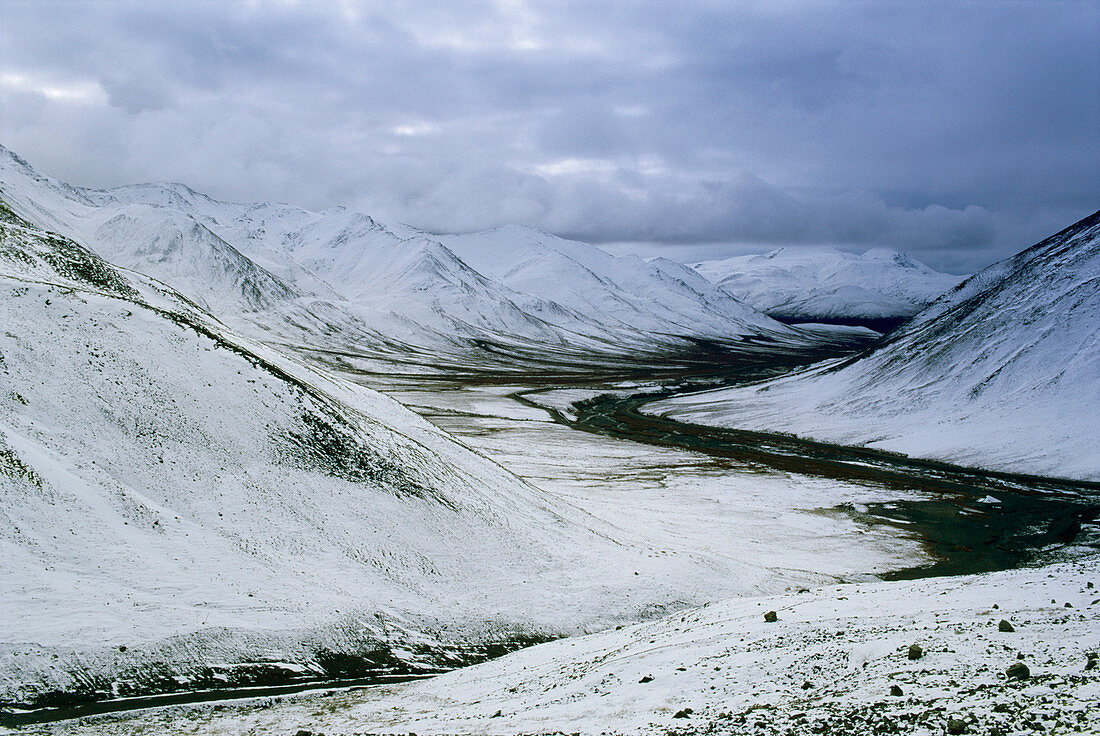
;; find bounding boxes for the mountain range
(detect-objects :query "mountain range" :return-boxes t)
[0,146,811,377]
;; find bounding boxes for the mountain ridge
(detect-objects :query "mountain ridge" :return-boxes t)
[0,144,814,375]
[692,245,966,324]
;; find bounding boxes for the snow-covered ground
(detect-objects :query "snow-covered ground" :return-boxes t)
[24,555,1100,735]
[376,382,921,592]
[656,212,1100,481]
[692,246,965,323]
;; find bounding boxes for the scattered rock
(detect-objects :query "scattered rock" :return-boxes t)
[673,708,693,719]
[117,645,127,652]
[1064,602,1073,608]
[1088,582,1095,589]
[294,731,319,736]
[1085,653,1098,671]
[801,680,813,690]
[1006,662,1031,680]
[889,685,904,696]
[908,644,923,660]
[946,718,968,734]
[639,675,653,683]
[490,709,503,718]
[764,610,778,622]
[998,619,1015,632]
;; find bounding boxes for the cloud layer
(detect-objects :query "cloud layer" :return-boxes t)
[1,0,1096,271]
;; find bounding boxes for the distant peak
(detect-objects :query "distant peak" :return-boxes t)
[864,247,920,269]
[0,143,40,175]
[487,223,553,239]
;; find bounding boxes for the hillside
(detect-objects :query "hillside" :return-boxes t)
[653,212,1100,479]
[0,199,671,708]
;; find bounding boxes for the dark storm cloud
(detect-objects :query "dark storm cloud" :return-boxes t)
[0,0,1095,271]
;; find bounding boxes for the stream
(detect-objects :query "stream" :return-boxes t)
[516,378,1100,580]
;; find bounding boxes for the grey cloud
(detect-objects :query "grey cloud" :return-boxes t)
[0,0,1095,273]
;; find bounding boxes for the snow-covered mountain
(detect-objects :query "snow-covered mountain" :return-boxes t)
[653,212,1100,480]
[0,199,701,707]
[436,225,787,341]
[692,247,965,328]
[0,145,806,374]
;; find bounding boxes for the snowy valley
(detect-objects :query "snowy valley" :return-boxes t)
[0,146,1097,736]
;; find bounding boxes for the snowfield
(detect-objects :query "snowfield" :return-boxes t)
[692,246,965,325]
[25,556,1100,735]
[655,212,1100,481]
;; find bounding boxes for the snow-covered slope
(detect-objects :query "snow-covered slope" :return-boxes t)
[0,146,805,372]
[55,557,1100,735]
[653,212,1100,479]
[692,246,965,326]
[0,199,694,707]
[436,225,789,342]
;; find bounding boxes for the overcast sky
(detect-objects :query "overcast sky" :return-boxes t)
[0,1,1096,272]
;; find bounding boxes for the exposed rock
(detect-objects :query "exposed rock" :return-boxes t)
[764,610,778,622]
[947,717,968,734]
[908,644,923,660]
[889,685,904,696]
[673,708,693,719]
[998,619,1015,632]
[1006,662,1031,680]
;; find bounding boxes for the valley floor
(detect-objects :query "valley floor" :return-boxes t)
[9,375,1099,735]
